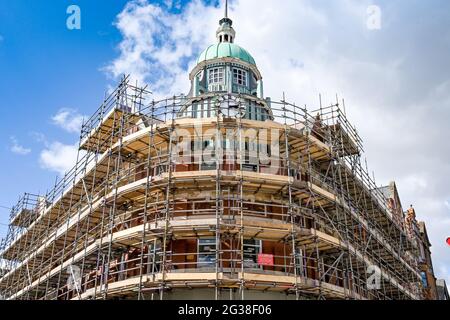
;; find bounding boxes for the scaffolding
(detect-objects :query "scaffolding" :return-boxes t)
[0,76,423,300]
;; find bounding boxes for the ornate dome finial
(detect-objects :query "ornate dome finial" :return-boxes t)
[225,0,228,18]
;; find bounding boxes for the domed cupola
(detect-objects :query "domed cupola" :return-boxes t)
[195,1,255,66]
[189,0,264,97]
[182,0,272,122]
[196,43,256,66]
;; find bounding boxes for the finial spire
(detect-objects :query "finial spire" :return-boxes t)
[217,0,235,43]
[219,0,232,26]
[225,0,228,19]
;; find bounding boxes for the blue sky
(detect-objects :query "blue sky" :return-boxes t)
[0,0,125,232]
[0,0,193,230]
[0,0,449,286]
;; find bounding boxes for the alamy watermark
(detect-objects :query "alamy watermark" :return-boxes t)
[367,265,382,290]
[66,5,81,30]
[171,126,282,175]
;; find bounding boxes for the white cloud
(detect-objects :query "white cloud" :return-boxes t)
[10,137,31,155]
[51,108,85,134]
[107,0,450,286]
[104,0,219,98]
[164,0,181,10]
[30,131,47,144]
[39,142,79,176]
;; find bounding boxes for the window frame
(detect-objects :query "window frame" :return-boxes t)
[198,238,217,269]
[243,239,262,269]
[421,271,428,288]
[208,67,225,85]
[233,68,248,87]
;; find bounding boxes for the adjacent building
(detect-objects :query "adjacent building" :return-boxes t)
[436,279,450,300]
[417,222,438,300]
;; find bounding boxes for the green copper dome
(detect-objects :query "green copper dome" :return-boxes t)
[197,42,256,66]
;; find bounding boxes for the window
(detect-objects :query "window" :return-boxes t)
[197,70,204,82]
[196,101,208,119]
[421,272,428,288]
[262,109,268,121]
[250,103,256,120]
[198,239,216,268]
[233,68,247,86]
[204,100,210,118]
[243,239,262,269]
[259,143,271,160]
[419,243,426,262]
[192,103,198,118]
[256,105,261,121]
[147,240,162,273]
[208,67,225,85]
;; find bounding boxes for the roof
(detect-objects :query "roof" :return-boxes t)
[377,186,391,199]
[197,42,256,66]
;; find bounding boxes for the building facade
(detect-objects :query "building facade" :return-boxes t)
[0,3,430,300]
[417,222,438,300]
[436,279,449,300]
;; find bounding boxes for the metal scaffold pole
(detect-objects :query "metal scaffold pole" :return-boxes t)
[0,76,424,301]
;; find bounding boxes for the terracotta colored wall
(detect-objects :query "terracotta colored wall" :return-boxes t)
[171,239,197,269]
